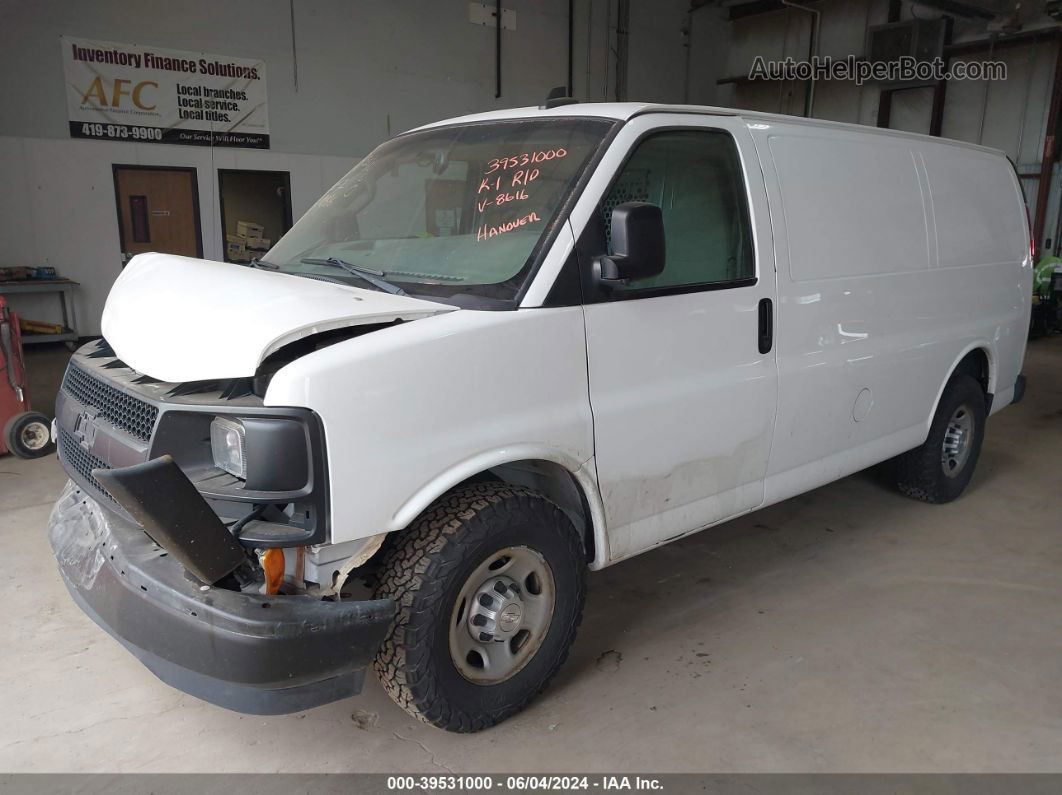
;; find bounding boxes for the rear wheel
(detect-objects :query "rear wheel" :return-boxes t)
[3,411,54,459]
[372,482,585,732]
[891,374,986,503]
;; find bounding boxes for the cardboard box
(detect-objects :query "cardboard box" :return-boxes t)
[236,220,264,243]
[226,235,248,262]
[0,266,32,282]
[247,238,271,252]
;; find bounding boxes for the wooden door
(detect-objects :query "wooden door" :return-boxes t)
[114,166,202,261]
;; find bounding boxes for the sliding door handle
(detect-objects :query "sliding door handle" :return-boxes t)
[758,298,773,354]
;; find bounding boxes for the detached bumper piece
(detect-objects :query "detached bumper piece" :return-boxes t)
[49,482,395,715]
[93,455,247,584]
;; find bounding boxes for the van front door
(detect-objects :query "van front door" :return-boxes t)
[580,116,778,562]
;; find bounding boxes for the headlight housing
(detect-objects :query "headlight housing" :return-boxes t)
[210,417,247,479]
[205,414,310,491]
[149,405,329,546]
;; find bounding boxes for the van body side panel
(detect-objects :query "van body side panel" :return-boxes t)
[760,127,936,491]
[917,140,1032,410]
[263,308,595,546]
[751,122,1030,505]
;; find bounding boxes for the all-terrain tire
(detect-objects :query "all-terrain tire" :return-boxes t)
[372,482,586,732]
[891,374,986,503]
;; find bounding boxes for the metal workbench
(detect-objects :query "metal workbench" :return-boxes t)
[0,279,79,350]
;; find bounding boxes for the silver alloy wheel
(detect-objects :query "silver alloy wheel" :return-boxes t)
[941,404,974,478]
[19,421,50,451]
[449,546,556,684]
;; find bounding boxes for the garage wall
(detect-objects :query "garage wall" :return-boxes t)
[0,0,631,334]
[0,134,352,337]
[626,0,690,103]
[716,0,891,123]
[0,0,596,155]
[712,0,1060,250]
[941,43,1056,165]
[11,0,1052,338]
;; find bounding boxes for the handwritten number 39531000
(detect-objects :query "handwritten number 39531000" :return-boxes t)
[485,148,567,174]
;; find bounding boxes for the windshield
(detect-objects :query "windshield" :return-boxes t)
[266,118,615,305]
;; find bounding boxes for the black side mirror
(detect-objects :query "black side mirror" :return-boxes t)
[593,202,666,288]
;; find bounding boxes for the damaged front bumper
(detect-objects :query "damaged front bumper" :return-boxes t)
[49,481,395,715]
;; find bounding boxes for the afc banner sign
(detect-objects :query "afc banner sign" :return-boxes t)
[61,36,269,149]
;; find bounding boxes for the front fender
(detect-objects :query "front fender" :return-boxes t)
[390,446,610,570]
[390,444,588,530]
[264,307,596,551]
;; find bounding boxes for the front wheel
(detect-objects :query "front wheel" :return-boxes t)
[3,411,54,459]
[372,482,586,732]
[891,374,986,503]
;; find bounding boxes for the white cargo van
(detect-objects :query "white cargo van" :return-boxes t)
[50,101,1031,732]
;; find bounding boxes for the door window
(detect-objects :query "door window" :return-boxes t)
[602,130,754,293]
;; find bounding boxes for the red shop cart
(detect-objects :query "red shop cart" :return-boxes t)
[1,296,54,458]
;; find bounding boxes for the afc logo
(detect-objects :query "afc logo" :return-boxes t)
[79,77,157,110]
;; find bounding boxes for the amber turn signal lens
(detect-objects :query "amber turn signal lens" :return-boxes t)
[260,548,285,595]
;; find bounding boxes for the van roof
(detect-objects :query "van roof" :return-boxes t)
[411,102,1006,158]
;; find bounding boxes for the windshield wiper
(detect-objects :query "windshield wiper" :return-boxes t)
[300,257,407,295]
[244,257,278,270]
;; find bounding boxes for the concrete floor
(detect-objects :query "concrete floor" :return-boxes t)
[2,338,1061,773]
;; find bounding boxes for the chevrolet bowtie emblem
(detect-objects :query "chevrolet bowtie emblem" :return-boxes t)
[72,410,98,451]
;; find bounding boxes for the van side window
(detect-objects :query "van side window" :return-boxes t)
[603,130,754,293]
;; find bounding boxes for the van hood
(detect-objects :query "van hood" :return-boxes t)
[101,253,457,383]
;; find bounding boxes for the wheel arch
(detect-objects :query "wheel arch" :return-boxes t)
[927,343,995,431]
[389,446,609,569]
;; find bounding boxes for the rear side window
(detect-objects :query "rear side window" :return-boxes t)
[603,130,754,293]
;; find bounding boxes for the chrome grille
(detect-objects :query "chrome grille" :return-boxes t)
[56,426,116,504]
[61,363,158,441]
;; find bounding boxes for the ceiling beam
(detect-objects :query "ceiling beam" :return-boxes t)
[724,0,821,21]
[945,25,1062,55]
[909,0,996,20]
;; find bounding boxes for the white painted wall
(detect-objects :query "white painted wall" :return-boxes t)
[0,134,355,335]
[0,0,601,155]
[0,0,631,334]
